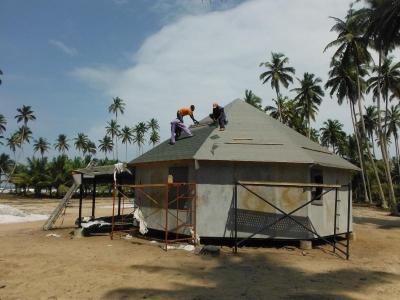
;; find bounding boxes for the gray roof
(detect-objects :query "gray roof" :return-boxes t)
[130,99,359,171]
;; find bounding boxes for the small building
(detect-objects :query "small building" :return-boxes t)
[129,99,358,242]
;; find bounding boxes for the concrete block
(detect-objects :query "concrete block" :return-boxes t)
[299,240,312,250]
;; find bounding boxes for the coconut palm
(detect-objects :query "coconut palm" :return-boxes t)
[265,96,295,124]
[54,134,69,154]
[243,89,263,110]
[108,97,125,159]
[259,52,295,121]
[14,105,35,153]
[120,126,134,162]
[74,133,89,156]
[0,114,6,135]
[15,126,32,147]
[367,56,400,137]
[386,104,400,176]
[98,136,113,159]
[0,153,13,182]
[33,137,50,160]
[105,120,120,160]
[362,105,379,157]
[15,105,36,126]
[291,73,324,138]
[325,15,388,206]
[6,133,19,157]
[147,118,160,132]
[133,122,148,155]
[320,119,346,154]
[85,140,97,156]
[149,130,160,147]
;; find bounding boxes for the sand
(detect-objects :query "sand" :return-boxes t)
[0,197,400,300]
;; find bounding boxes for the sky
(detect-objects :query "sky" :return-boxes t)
[2,0,389,162]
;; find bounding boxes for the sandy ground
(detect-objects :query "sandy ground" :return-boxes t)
[0,197,400,300]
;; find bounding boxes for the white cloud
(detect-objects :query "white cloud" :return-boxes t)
[72,0,355,158]
[49,39,78,56]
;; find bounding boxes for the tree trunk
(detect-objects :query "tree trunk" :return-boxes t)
[276,90,282,122]
[355,66,386,206]
[307,117,311,139]
[376,47,398,213]
[350,101,371,203]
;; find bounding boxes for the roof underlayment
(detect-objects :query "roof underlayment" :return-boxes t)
[130,99,359,171]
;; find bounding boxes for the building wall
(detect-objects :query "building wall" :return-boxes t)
[134,160,353,239]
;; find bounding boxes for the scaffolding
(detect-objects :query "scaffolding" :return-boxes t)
[233,181,352,259]
[110,182,197,250]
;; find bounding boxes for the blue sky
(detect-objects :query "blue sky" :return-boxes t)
[3,0,388,162]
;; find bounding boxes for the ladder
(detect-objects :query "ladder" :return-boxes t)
[43,182,79,230]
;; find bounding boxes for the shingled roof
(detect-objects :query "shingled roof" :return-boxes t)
[129,99,359,171]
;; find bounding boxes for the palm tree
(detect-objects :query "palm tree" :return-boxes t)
[265,96,296,124]
[386,104,400,177]
[325,57,372,203]
[149,130,160,147]
[54,134,69,154]
[133,122,148,155]
[361,3,399,212]
[147,118,160,132]
[0,114,6,145]
[367,56,400,138]
[15,105,36,126]
[33,137,50,160]
[0,153,13,184]
[6,133,19,157]
[320,119,346,154]
[108,97,125,160]
[120,126,134,162]
[362,105,379,157]
[85,140,97,156]
[243,90,263,110]
[259,52,295,121]
[291,73,324,138]
[0,114,6,135]
[15,126,32,148]
[74,133,89,156]
[14,105,36,154]
[98,136,113,159]
[325,15,387,206]
[105,120,120,160]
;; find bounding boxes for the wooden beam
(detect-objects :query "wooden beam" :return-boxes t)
[237,180,342,188]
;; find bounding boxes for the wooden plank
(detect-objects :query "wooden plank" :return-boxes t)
[237,180,341,188]
[118,183,167,188]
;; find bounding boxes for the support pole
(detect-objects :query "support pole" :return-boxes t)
[117,176,121,216]
[234,183,238,254]
[78,174,83,228]
[165,183,169,251]
[92,178,96,218]
[346,183,352,260]
[333,187,338,253]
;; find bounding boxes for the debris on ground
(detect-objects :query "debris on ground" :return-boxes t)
[198,245,220,256]
[163,244,196,251]
[45,233,61,238]
[123,234,133,240]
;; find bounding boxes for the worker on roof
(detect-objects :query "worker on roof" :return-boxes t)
[170,118,193,145]
[177,105,199,125]
[209,102,227,131]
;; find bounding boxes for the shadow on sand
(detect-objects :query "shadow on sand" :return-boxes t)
[353,215,400,230]
[101,251,397,300]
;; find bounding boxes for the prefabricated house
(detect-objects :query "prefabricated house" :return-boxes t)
[128,99,358,242]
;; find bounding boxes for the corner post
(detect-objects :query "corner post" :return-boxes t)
[234,182,238,254]
[78,173,83,228]
[333,187,338,253]
[91,178,96,218]
[346,183,352,260]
